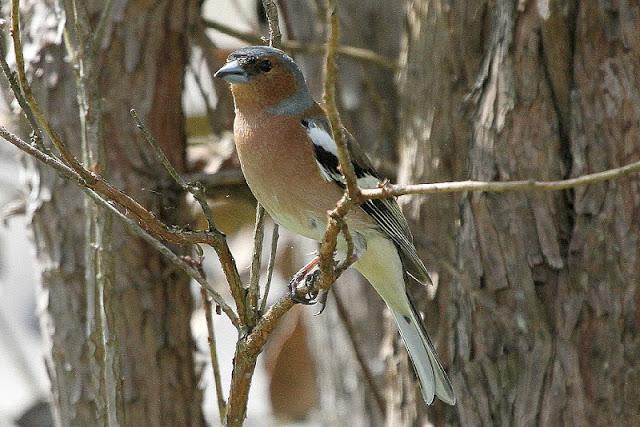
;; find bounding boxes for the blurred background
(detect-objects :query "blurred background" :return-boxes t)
[1,0,639,426]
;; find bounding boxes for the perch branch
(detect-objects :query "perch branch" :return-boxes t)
[310,0,361,298]
[224,3,282,424]
[323,0,359,200]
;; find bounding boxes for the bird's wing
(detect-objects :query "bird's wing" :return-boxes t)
[301,116,432,286]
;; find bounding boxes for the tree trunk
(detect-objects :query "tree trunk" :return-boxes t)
[395,1,640,425]
[20,1,204,425]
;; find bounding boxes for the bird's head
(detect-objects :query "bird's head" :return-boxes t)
[214,46,314,115]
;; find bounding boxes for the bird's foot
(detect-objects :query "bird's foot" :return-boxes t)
[289,267,321,305]
[288,267,331,314]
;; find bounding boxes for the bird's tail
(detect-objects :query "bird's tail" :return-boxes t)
[390,297,456,405]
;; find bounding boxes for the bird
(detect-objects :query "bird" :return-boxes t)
[215,45,456,406]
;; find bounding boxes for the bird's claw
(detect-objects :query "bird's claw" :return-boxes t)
[289,267,323,306]
[313,288,329,315]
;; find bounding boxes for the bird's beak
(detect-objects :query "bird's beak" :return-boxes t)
[214,60,250,83]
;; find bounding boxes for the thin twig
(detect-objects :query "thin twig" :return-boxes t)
[187,62,220,135]
[183,170,246,189]
[128,109,247,326]
[261,0,282,48]
[189,22,236,135]
[359,159,640,199]
[247,204,266,326]
[323,1,360,200]
[0,43,46,151]
[201,287,226,424]
[202,18,397,70]
[11,0,84,170]
[0,126,240,328]
[259,224,279,313]
[334,289,386,417]
[311,0,362,296]
[130,109,219,232]
[91,0,113,55]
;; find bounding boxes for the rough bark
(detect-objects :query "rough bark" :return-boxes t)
[19,1,204,425]
[395,0,640,425]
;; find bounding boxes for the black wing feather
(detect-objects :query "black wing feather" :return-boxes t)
[302,117,432,286]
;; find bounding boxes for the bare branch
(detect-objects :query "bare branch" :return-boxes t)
[130,109,218,231]
[201,288,226,424]
[11,0,84,170]
[0,43,46,151]
[91,0,113,55]
[201,18,397,70]
[62,0,114,421]
[261,0,282,48]
[245,296,296,356]
[323,1,360,200]
[302,0,362,299]
[128,109,248,326]
[202,18,263,45]
[247,204,266,326]
[0,126,240,328]
[359,159,640,199]
[259,224,279,314]
[183,170,246,189]
[334,289,386,417]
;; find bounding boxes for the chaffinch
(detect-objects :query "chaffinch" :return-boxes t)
[215,46,455,405]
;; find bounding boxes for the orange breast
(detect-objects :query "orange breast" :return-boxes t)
[233,111,345,240]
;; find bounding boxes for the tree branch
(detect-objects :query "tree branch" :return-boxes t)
[312,0,361,297]
[247,204,266,326]
[201,18,398,70]
[359,159,640,199]
[128,109,249,327]
[259,224,279,314]
[11,0,83,170]
[261,0,282,49]
[201,288,226,424]
[0,41,45,151]
[0,126,240,328]
[334,289,386,417]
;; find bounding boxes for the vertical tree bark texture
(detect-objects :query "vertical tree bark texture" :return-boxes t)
[395,1,640,425]
[21,1,204,425]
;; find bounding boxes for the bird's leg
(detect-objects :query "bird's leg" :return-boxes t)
[289,256,320,305]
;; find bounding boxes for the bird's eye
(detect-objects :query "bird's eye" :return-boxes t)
[259,60,273,72]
